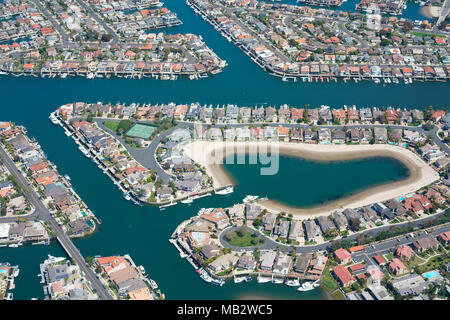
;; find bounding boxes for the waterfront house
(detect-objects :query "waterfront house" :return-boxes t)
[277,126,289,141]
[304,220,321,242]
[304,128,315,143]
[200,244,222,260]
[291,108,304,122]
[290,127,303,142]
[374,127,387,143]
[262,212,277,232]
[200,208,229,230]
[308,254,328,279]
[227,204,245,220]
[316,215,336,234]
[360,108,373,122]
[245,203,262,221]
[293,253,312,276]
[272,253,291,275]
[274,220,290,239]
[318,128,331,143]
[208,253,239,273]
[373,202,394,220]
[237,253,256,270]
[236,127,251,141]
[350,128,360,143]
[332,265,355,287]
[288,220,304,240]
[332,211,348,231]
[186,231,210,248]
[332,129,346,144]
[259,250,277,271]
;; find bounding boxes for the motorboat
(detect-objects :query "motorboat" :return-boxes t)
[214,185,233,195]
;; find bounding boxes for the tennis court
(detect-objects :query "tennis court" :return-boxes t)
[125,123,156,140]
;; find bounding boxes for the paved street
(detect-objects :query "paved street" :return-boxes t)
[218,211,449,255]
[0,145,113,300]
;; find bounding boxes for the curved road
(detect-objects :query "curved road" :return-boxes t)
[219,210,448,254]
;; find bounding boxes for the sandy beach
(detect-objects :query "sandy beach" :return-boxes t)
[420,6,441,19]
[183,141,440,218]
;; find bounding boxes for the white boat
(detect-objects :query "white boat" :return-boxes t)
[257,275,271,283]
[234,276,246,283]
[149,279,158,289]
[243,195,258,203]
[211,278,225,286]
[49,112,59,124]
[13,267,20,277]
[297,281,315,292]
[272,278,283,284]
[60,73,67,79]
[181,197,193,204]
[8,243,19,248]
[199,269,212,283]
[64,174,71,181]
[285,279,300,287]
[123,193,131,201]
[86,72,95,79]
[214,185,233,195]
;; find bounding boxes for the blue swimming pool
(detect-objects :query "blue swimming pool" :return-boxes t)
[423,271,438,279]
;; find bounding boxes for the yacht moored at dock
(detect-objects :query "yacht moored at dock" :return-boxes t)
[214,185,233,195]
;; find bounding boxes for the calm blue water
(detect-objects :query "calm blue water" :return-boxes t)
[0,0,448,300]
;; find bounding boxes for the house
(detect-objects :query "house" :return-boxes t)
[332,265,355,287]
[272,253,291,275]
[373,202,393,219]
[388,258,408,275]
[316,216,336,234]
[274,220,290,239]
[262,212,277,231]
[200,244,221,260]
[245,203,262,221]
[412,237,440,253]
[332,211,348,231]
[334,248,352,264]
[373,255,386,266]
[304,220,321,242]
[308,255,328,278]
[288,220,304,240]
[438,231,450,245]
[237,253,256,270]
[209,253,238,272]
[259,251,277,271]
[374,127,387,143]
[199,208,229,230]
[396,245,413,260]
[293,253,312,275]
